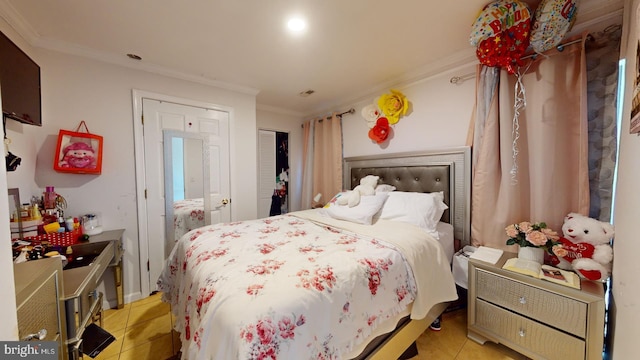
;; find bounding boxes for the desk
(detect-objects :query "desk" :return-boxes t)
[87,229,125,309]
[62,229,125,359]
[14,258,68,360]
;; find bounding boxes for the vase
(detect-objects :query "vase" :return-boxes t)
[518,246,544,264]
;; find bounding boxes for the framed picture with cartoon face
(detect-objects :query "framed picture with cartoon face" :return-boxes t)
[53,129,103,174]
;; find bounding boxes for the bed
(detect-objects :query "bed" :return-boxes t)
[158,147,471,359]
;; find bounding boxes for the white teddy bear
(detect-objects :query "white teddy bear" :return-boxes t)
[337,175,379,208]
[550,212,614,282]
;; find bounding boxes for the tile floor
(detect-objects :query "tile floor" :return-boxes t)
[97,293,528,360]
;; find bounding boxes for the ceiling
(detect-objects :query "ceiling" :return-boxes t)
[0,0,624,117]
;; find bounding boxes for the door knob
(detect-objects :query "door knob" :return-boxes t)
[221,198,230,205]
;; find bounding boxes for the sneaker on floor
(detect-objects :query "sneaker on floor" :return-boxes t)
[429,317,441,331]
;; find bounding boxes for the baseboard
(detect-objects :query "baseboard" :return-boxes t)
[101,291,144,309]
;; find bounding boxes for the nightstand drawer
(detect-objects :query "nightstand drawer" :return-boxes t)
[476,269,587,337]
[476,299,585,360]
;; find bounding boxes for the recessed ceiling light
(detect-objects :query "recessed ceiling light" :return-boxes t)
[287,16,307,33]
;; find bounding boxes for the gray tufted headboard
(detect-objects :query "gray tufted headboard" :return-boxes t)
[349,165,451,224]
[343,147,471,247]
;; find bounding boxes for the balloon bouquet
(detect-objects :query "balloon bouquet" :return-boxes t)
[530,0,579,53]
[470,0,532,75]
[469,0,578,180]
[470,0,579,72]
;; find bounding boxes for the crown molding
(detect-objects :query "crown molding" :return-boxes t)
[0,1,260,97]
[0,0,39,42]
[37,36,261,96]
[256,104,305,118]
[305,48,478,118]
[571,0,624,31]
[306,0,625,118]
[579,0,624,18]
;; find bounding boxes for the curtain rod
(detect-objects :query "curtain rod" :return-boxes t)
[450,35,593,84]
[521,35,592,60]
[335,108,356,117]
[301,108,355,127]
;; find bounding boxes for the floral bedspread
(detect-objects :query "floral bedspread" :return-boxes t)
[158,210,456,359]
[173,198,205,241]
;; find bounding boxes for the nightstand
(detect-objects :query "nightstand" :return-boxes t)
[467,252,605,360]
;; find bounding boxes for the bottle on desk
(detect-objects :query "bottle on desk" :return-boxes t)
[20,203,30,220]
[31,204,42,220]
[65,218,74,231]
[65,246,73,262]
[44,186,57,210]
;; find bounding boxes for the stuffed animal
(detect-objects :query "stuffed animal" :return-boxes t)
[59,141,96,169]
[337,175,379,207]
[550,212,614,281]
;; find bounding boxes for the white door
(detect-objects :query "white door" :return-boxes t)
[142,98,230,291]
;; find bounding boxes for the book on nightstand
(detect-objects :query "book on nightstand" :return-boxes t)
[502,258,581,289]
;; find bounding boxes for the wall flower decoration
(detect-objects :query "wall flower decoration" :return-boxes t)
[368,117,391,144]
[361,104,382,128]
[377,89,409,125]
[361,89,410,145]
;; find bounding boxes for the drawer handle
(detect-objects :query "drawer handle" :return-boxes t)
[518,296,527,304]
[23,328,47,341]
[519,329,526,337]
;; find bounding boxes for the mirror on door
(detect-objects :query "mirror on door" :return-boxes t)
[163,130,211,256]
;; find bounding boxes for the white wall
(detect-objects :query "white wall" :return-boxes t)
[0,100,17,341]
[256,107,305,212]
[610,0,640,356]
[1,20,258,310]
[341,64,476,158]
[0,20,30,341]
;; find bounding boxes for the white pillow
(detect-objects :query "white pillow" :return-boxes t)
[324,192,389,225]
[375,184,396,193]
[376,191,448,238]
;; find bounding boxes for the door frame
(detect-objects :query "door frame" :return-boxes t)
[132,89,233,297]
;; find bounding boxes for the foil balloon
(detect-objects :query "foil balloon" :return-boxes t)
[470,0,532,74]
[530,0,578,53]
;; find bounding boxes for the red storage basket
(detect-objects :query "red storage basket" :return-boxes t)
[24,228,84,247]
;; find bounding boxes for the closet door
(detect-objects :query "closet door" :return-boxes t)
[258,130,276,219]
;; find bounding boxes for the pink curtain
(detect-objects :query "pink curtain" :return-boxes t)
[302,114,342,208]
[312,114,343,205]
[300,120,314,209]
[470,35,590,251]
